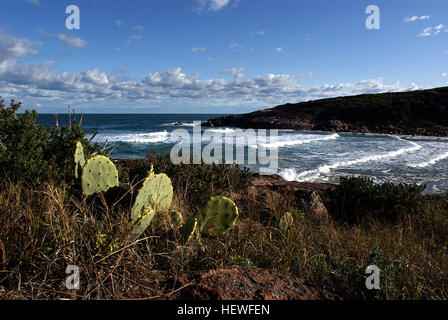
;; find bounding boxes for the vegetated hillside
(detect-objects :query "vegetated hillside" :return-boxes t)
[204,86,448,136]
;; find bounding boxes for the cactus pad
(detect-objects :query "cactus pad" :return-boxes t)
[132,205,156,239]
[131,172,173,222]
[201,196,239,237]
[81,155,119,196]
[74,141,86,179]
[279,212,294,232]
[179,216,197,244]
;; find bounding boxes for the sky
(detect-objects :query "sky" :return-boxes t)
[0,0,447,113]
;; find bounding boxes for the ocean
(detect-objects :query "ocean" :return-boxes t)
[37,114,448,194]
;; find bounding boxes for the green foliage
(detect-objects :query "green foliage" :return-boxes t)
[201,196,239,237]
[131,205,156,240]
[289,207,305,220]
[0,97,100,186]
[81,155,119,196]
[144,173,173,213]
[74,141,86,179]
[130,169,173,221]
[325,176,426,223]
[279,212,294,232]
[130,169,174,239]
[169,210,183,229]
[127,151,253,208]
[179,216,197,244]
[229,254,256,268]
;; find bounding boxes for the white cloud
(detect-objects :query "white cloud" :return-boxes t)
[0,32,423,110]
[254,30,266,36]
[219,67,244,79]
[274,47,283,52]
[0,30,37,63]
[0,62,421,108]
[192,47,207,52]
[230,41,239,49]
[133,25,144,31]
[442,73,447,77]
[24,0,40,6]
[195,0,237,13]
[419,24,446,37]
[130,35,142,40]
[57,34,88,48]
[419,27,433,37]
[115,20,122,28]
[404,15,430,22]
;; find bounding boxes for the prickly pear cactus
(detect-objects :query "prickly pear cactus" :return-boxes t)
[81,155,119,196]
[74,141,86,179]
[130,171,173,222]
[132,205,156,239]
[279,212,294,232]
[201,196,239,237]
[179,216,197,244]
[169,210,183,229]
[147,173,173,212]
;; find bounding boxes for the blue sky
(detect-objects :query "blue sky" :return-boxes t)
[0,0,447,113]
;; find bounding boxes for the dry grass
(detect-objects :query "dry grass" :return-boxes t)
[1,168,448,300]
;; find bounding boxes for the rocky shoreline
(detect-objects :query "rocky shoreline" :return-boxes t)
[204,114,448,136]
[203,86,448,137]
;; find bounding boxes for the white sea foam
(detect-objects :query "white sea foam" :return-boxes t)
[208,128,237,134]
[258,133,340,148]
[181,122,197,127]
[408,150,448,168]
[281,137,422,182]
[104,131,171,143]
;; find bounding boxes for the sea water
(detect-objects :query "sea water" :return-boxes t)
[37,114,448,194]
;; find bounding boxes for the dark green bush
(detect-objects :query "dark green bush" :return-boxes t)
[0,98,99,186]
[325,176,426,223]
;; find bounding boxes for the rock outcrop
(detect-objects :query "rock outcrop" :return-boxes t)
[204,86,448,136]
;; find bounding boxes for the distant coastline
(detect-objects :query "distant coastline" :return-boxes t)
[204,87,448,137]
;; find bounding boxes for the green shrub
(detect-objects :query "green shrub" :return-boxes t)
[0,98,99,186]
[325,176,426,223]
[126,151,253,207]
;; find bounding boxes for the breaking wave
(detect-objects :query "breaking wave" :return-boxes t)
[281,137,422,182]
[258,133,340,148]
[100,131,172,144]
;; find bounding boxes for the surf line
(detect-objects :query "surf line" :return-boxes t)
[257,133,340,149]
[409,150,448,168]
[294,136,422,181]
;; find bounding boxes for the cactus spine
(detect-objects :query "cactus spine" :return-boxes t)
[81,155,119,196]
[201,196,239,237]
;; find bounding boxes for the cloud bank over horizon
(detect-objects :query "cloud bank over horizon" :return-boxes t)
[0,30,422,113]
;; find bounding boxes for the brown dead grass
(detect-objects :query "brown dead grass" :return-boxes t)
[0,169,447,300]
